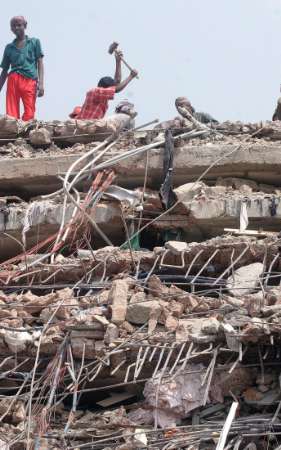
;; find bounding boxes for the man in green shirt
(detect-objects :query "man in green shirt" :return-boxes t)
[0,16,44,121]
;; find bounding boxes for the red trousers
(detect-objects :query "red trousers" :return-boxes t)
[6,72,37,121]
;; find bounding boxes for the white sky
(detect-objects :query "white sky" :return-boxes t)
[0,0,281,124]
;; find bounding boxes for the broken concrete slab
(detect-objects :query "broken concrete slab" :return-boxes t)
[227,262,264,297]
[143,363,208,427]
[0,198,124,260]
[173,182,206,203]
[4,188,281,261]
[165,240,188,254]
[3,142,281,197]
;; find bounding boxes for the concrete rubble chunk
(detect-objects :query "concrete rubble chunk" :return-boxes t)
[165,240,188,254]
[1,330,34,353]
[143,363,207,427]
[40,326,63,355]
[210,366,254,401]
[181,293,199,312]
[165,314,179,332]
[176,318,218,343]
[261,305,281,316]
[241,317,271,343]
[70,335,96,359]
[77,249,92,258]
[121,320,135,334]
[201,317,220,335]
[109,280,129,325]
[96,290,110,305]
[266,287,281,305]
[143,363,253,428]
[221,323,240,351]
[148,275,169,297]
[129,291,147,304]
[243,291,264,316]
[227,262,264,298]
[168,298,185,317]
[20,290,57,314]
[40,292,79,322]
[29,128,52,146]
[174,182,206,204]
[0,114,21,135]
[104,323,119,344]
[126,300,161,325]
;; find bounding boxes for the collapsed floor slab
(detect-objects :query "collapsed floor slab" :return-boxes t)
[2,183,281,259]
[1,235,280,286]
[2,142,281,197]
[0,198,124,260]
[0,188,281,260]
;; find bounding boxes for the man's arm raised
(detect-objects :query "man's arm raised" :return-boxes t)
[115,69,138,93]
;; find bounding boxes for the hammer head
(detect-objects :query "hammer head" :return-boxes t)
[108,41,119,55]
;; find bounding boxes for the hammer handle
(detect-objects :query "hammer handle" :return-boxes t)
[116,51,139,79]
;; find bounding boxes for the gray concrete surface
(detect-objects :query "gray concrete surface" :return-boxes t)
[1,143,281,197]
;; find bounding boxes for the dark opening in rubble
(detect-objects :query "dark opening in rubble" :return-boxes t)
[63,388,141,412]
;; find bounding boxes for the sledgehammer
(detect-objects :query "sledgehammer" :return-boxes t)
[108,41,139,79]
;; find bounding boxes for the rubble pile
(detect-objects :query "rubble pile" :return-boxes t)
[2,113,281,159]
[1,113,281,448]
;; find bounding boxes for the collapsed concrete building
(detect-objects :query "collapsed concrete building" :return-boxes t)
[1,109,281,449]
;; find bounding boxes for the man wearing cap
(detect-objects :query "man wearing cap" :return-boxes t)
[175,97,218,125]
[0,16,44,121]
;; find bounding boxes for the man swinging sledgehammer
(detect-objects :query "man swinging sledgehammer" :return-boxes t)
[70,43,138,120]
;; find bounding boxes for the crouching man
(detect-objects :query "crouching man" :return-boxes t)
[175,97,218,125]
